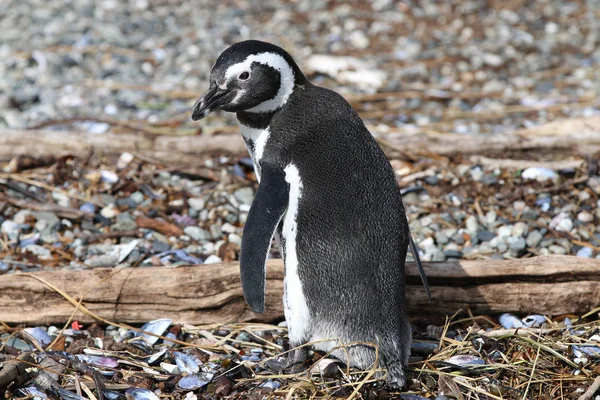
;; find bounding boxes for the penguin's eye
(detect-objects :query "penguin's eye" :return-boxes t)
[238,71,250,81]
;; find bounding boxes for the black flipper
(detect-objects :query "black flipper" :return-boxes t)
[240,163,289,313]
[409,234,432,302]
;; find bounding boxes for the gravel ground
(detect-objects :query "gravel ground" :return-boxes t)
[0,0,599,269]
[0,151,598,275]
[2,314,599,399]
[1,0,600,134]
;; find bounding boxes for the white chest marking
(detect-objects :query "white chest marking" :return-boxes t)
[282,163,310,345]
[239,124,270,182]
[224,52,295,112]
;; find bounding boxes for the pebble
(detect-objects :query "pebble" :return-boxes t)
[188,198,205,211]
[221,223,236,234]
[184,226,212,241]
[153,241,170,253]
[117,152,134,169]
[51,192,71,207]
[508,237,526,252]
[5,336,34,351]
[497,225,512,238]
[577,211,594,223]
[1,220,20,240]
[513,201,526,211]
[130,191,145,204]
[576,247,593,258]
[522,167,557,181]
[556,218,573,232]
[204,255,222,264]
[435,231,449,245]
[233,187,254,205]
[549,245,567,255]
[477,230,494,242]
[112,219,137,231]
[451,231,465,245]
[210,224,223,239]
[465,215,479,234]
[228,233,242,246]
[526,230,544,248]
[13,210,33,224]
[80,203,96,214]
[469,166,483,181]
[22,244,52,260]
[424,175,439,185]
[485,210,497,226]
[100,205,117,219]
[512,222,528,237]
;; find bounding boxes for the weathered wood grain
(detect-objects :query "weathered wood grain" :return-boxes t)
[2,116,599,164]
[0,256,598,325]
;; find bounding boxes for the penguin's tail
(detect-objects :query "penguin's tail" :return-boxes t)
[409,234,432,302]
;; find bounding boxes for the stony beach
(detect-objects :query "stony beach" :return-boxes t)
[1,0,600,399]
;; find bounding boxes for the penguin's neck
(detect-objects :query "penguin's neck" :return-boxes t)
[236,110,277,130]
[236,111,278,183]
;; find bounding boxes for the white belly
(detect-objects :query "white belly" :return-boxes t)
[237,122,311,344]
[282,163,310,345]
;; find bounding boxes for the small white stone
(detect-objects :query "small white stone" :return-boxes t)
[512,222,529,237]
[578,191,591,201]
[497,225,512,238]
[141,62,154,75]
[100,170,119,184]
[203,255,222,264]
[228,233,242,246]
[545,22,559,34]
[577,211,594,223]
[188,198,205,211]
[522,167,557,182]
[485,210,497,226]
[221,223,236,234]
[22,244,52,260]
[169,199,184,207]
[104,104,118,115]
[556,218,573,232]
[100,205,117,219]
[549,245,567,255]
[117,152,134,169]
[465,215,479,235]
[419,237,435,247]
[513,201,526,211]
[482,53,503,67]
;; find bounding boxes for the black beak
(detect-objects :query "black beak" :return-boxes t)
[191,84,230,121]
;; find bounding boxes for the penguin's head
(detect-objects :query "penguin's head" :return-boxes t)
[191,40,306,120]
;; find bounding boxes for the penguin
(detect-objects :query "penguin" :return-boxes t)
[191,40,429,387]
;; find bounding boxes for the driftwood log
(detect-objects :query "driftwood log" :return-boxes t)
[2,116,600,164]
[1,255,598,326]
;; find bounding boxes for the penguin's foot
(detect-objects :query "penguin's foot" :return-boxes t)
[383,360,407,389]
[287,347,309,373]
[265,347,309,374]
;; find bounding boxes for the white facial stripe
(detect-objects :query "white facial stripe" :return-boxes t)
[232,88,246,105]
[224,52,295,113]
